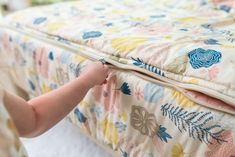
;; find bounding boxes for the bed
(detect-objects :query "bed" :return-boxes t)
[0,0,235,156]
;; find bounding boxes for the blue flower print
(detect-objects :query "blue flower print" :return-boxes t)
[105,23,113,27]
[157,125,172,143]
[48,51,54,60]
[204,39,220,45]
[119,82,131,95]
[115,121,127,133]
[179,28,188,31]
[220,5,231,13]
[188,48,222,69]
[28,80,36,91]
[74,108,87,123]
[60,52,71,64]
[143,83,164,103]
[82,31,103,39]
[33,17,47,25]
[90,105,102,118]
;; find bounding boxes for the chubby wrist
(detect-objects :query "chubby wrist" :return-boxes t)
[76,75,95,89]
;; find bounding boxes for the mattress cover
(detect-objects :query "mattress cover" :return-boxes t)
[2,0,235,111]
[0,0,235,157]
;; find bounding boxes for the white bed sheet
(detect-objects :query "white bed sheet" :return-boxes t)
[22,118,112,157]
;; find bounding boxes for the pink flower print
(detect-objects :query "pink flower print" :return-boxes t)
[136,25,173,36]
[134,87,143,100]
[92,75,120,112]
[2,33,11,54]
[208,66,219,80]
[213,0,235,9]
[191,29,203,37]
[86,39,96,47]
[200,66,219,80]
[35,48,49,78]
[205,131,235,157]
[153,136,165,157]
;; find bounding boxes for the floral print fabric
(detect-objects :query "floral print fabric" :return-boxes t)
[2,0,235,106]
[188,48,222,69]
[1,0,235,106]
[0,0,235,157]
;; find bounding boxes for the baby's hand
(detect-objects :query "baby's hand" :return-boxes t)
[80,62,109,87]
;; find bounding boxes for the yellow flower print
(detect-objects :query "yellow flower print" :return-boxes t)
[172,144,184,157]
[108,27,121,33]
[221,45,235,49]
[7,119,18,136]
[112,37,147,55]
[41,84,52,94]
[22,36,31,42]
[181,3,194,10]
[47,22,66,32]
[75,55,86,63]
[171,89,196,108]
[119,113,128,122]
[129,17,146,22]
[178,17,206,24]
[7,119,20,151]
[164,35,172,40]
[100,118,119,145]
[188,78,199,85]
[51,76,57,82]
[79,101,90,109]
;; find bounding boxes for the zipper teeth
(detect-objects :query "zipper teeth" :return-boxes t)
[1,24,235,107]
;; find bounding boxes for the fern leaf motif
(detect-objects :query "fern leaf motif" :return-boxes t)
[157,125,172,143]
[160,103,226,144]
[119,82,131,95]
[131,57,165,77]
[74,108,87,123]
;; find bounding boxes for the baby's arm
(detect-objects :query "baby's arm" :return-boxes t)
[3,62,108,137]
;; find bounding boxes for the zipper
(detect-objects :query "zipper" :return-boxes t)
[1,24,235,114]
